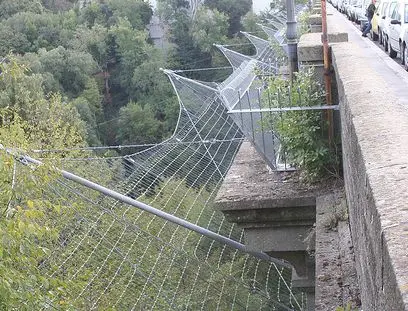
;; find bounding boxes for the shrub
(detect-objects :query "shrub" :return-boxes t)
[262,68,340,181]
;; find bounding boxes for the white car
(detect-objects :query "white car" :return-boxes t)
[385,0,408,58]
[350,0,365,22]
[339,0,349,13]
[383,0,398,52]
[374,0,391,44]
[355,0,374,24]
[346,0,359,20]
[402,28,408,69]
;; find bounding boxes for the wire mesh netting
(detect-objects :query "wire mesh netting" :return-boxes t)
[8,67,306,309]
[212,29,286,169]
[1,14,314,311]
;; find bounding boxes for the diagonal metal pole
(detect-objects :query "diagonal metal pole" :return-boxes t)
[10,150,293,270]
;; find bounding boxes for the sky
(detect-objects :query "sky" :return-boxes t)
[253,0,272,13]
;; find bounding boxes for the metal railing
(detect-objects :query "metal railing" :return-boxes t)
[226,71,339,171]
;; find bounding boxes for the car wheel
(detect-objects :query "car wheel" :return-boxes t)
[389,41,397,58]
[379,31,383,45]
[385,37,389,51]
[372,32,379,41]
[405,45,408,71]
[401,43,405,65]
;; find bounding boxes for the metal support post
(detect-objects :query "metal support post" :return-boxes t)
[286,0,298,79]
[321,0,334,145]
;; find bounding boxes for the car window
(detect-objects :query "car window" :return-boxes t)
[388,2,397,17]
[381,2,389,15]
[391,3,400,19]
[375,1,382,13]
[405,4,408,22]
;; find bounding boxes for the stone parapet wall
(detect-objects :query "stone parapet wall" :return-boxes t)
[298,8,408,308]
[332,42,408,310]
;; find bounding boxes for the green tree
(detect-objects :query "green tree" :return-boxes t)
[117,101,165,145]
[0,58,87,310]
[79,1,108,27]
[130,51,179,137]
[109,17,149,97]
[204,0,252,37]
[190,7,228,53]
[106,0,153,30]
[0,0,43,20]
[262,69,341,181]
[0,11,76,53]
[242,11,264,34]
[156,0,190,21]
[33,46,97,97]
[0,57,87,150]
[70,24,110,70]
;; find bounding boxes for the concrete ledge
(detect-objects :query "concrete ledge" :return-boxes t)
[329,32,348,43]
[309,14,322,26]
[298,33,324,62]
[215,141,323,212]
[298,31,348,64]
[332,42,408,310]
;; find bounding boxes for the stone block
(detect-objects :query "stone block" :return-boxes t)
[312,8,321,14]
[328,32,348,42]
[245,226,312,252]
[310,25,323,33]
[298,33,323,62]
[309,14,322,26]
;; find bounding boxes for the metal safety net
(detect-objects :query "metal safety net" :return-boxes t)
[4,53,306,310]
[213,44,253,69]
[1,8,316,309]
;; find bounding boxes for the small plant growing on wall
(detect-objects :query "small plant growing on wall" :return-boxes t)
[261,67,341,182]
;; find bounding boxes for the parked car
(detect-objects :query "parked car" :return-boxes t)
[383,0,398,52]
[349,0,365,22]
[345,0,359,20]
[387,0,408,59]
[373,0,390,44]
[370,0,384,40]
[339,0,350,13]
[333,0,342,10]
[401,28,408,69]
[355,0,374,24]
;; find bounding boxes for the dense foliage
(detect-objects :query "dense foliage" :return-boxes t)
[0,0,258,149]
[0,58,86,309]
[0,0,176,148]
[262,69,341,181]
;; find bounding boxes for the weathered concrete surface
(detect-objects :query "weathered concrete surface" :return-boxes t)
[298,33,324,62]
[315,192,360,310]
[332,41,408,310]
[297,32,347,64]
[338,220,360,306]
[215,141,322,213]
[309,13,322,25]
[215,141,342,311]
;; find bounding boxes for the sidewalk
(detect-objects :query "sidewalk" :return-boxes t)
[327,4,408,106]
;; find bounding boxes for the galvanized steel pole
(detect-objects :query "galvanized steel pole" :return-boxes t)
[321,0,334,145]
[286,0,298,78]
[17,152,293,270]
